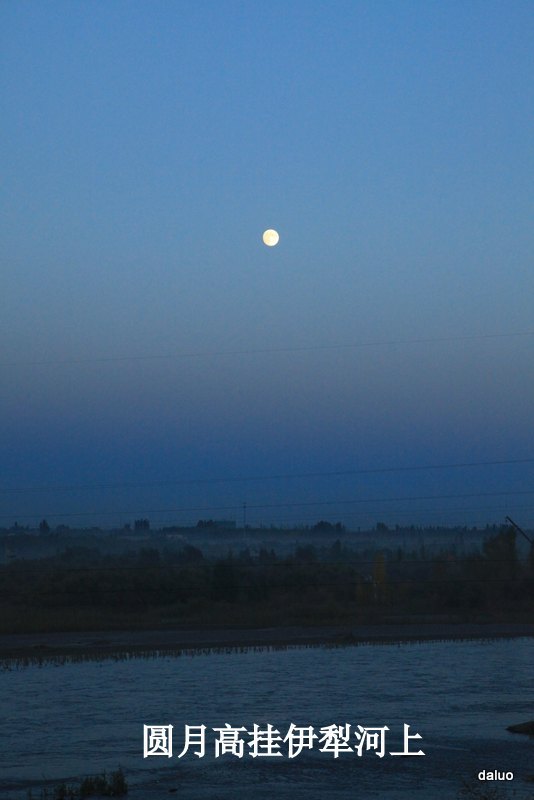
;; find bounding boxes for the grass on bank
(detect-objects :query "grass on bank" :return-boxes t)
[28,768,127,799]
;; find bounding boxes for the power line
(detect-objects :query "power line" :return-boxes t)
[0,574,528,601]
[1,557,528,578]
[2,329,534,369]
[147,518,534,531]
[1,456,532,495]
[2,488,534,521]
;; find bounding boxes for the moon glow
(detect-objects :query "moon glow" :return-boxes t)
[262,229,279,246]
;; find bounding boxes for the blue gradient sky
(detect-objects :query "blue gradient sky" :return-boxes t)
[2,1,534,528]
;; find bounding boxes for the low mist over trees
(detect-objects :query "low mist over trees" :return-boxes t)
[0,526,532,635]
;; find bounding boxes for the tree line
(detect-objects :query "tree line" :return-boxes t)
[0,527,532,634]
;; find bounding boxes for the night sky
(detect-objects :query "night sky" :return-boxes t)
[2,1,534,529]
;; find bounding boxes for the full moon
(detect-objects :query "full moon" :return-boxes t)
[262,229,279,247]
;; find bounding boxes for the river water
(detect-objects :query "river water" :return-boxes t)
[1,638,533,799]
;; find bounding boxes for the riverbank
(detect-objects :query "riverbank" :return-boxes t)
[1,621,533,663]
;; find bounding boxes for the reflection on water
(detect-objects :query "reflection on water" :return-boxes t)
[1,638,533,799]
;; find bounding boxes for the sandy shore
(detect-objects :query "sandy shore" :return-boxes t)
[1,622,533,662]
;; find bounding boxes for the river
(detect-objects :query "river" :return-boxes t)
[1,637,533,798]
